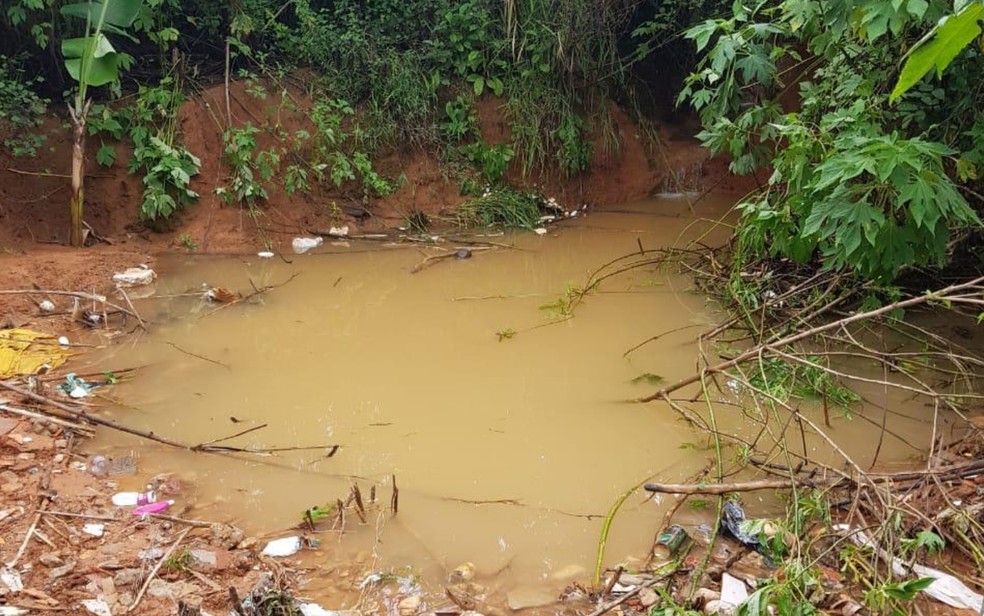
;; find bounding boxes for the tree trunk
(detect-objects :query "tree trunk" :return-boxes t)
[68,102,89,248]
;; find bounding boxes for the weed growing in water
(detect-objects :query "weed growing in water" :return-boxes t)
[179,233,197,251]
[457,186,542,229]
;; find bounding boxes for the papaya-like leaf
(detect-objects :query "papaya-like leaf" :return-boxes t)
[891,3,984,102]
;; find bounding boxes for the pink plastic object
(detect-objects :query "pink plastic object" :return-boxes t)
[132,500,174,516]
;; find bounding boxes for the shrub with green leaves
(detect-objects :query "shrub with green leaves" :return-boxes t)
[679,0,984,282]
[0,54,47,157]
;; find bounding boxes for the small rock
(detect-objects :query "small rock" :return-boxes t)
[39,552,64,567]
[398,594,422,616]
[54,439,68,449]
[638,588,659,608]
[114,569,145,589]
[49,562,76,580]
[53,454,65,464]
[506,586,557,611]
[450,562,475,583]
[704,600,736,615]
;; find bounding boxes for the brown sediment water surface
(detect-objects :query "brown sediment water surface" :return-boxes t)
[85,196,936,600]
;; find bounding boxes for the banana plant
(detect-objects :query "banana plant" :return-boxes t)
[60,0,141,247]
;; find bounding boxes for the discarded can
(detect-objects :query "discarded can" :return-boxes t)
[653,524,690,560]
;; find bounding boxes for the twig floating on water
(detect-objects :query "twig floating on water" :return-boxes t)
[162,341,230,369]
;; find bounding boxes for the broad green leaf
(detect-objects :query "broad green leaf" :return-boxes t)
[62,35,121,86]
[891,3,984,102]
[60,0,141,27]
[96,143,116,167]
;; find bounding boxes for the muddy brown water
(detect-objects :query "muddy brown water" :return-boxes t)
[84,196,941,603]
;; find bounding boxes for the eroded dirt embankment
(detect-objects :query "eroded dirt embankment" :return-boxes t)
[0,82,750,322]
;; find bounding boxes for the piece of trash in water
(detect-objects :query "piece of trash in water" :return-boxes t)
[82,523,105,537]
[112,490,156,507]
[1,567,24,592]
[358,573,384,589]
[455,248,472,259]
[292,236,324,254]
[653,524,691,561]
[112,265,156,287]
[58,373,97,399]
[81,598,112,616]
[262,536,302,557]
[836,524,982,611]
[58,336,70,346]
[132,500,174,516]
[720,572,749,607]
[204,286,238,303]
[257,251,275,258]
[298,604,335,616]
[534,228,548,235]
[720,501,759,548]
[328,225,350,238]
[0,328,73,378]
[38,300,55,313]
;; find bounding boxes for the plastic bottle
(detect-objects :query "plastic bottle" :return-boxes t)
[132,500,174,516]
[111,490,156,507]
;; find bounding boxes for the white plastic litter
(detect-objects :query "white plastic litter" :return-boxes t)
[112,266,157,287]
[262,536,302,557]
[328,225,349,238]
[720,572,749,607]
[82,523,105,537]
[1,568,24,592]
[38,300,55,313]
[836,524,983,611]
[534,228,548,235]
[299,603,336,616]
[292,237,324,254]
[81,598,112,616]
[69,386,89,399]
[0,608,29,615]
[58,336,70,346]
[257,251,275,258]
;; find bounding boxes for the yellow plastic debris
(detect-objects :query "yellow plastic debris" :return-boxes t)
[0,328,72,378]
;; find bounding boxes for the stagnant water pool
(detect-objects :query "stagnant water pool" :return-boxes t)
[82,195,939,604]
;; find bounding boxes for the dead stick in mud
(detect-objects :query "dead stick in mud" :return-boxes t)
[391,474,399,515]
[129,526,193,613]
[639,275,984,402]
[0,379,341,458]
[645,479,819,495]
[193,423,269,449]
[0,289,142,321]
[0,402,94,433]
[115,286,145,330]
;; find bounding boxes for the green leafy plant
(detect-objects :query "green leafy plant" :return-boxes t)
[179,233,197,251]
[60,0,143,247]
[88,79,201,224]
[442,96,478,142]
[459,141,514,184]
[218,124,278,210]
[0,55,47,157]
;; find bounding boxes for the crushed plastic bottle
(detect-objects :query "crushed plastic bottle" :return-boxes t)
[292,237,324,254]
[262,536,302,557]
[111,490,156,507]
